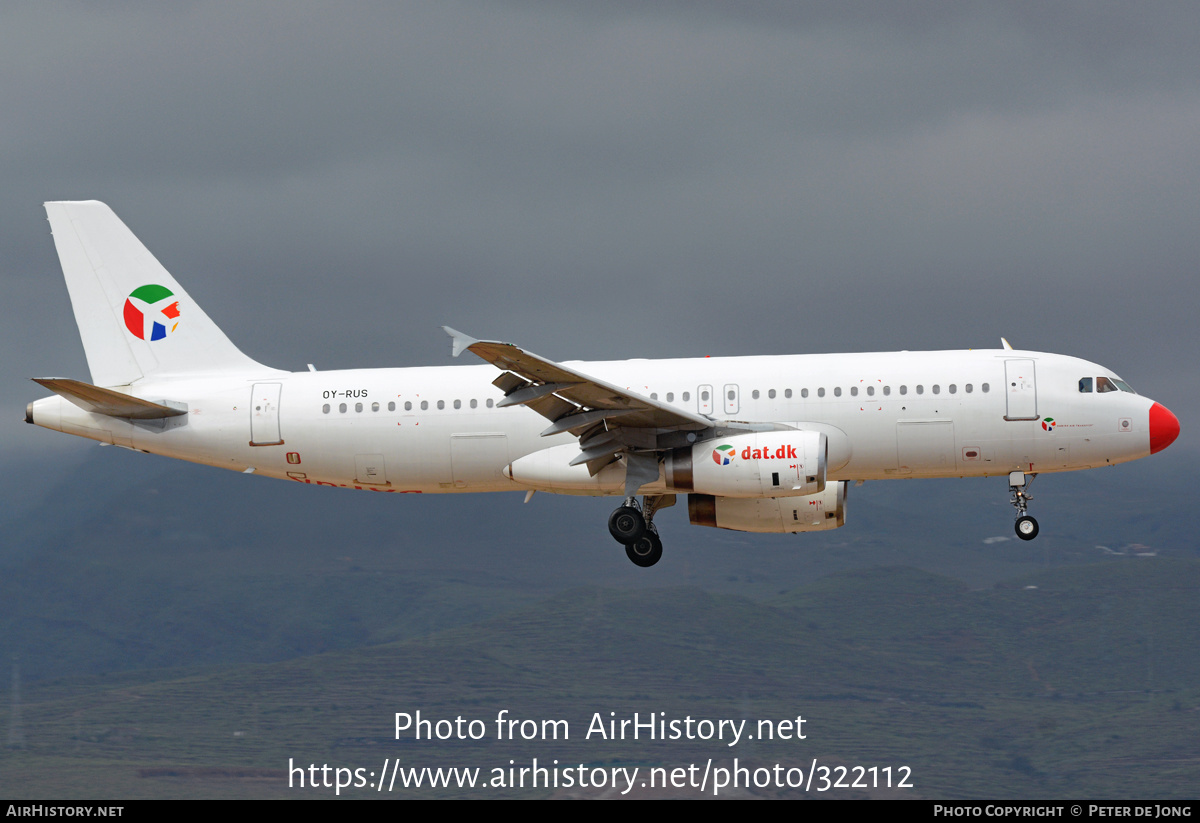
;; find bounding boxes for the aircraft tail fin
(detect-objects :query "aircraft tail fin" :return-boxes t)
[43,201,270,386]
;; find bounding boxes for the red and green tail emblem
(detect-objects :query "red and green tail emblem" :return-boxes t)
[123,284,180,341]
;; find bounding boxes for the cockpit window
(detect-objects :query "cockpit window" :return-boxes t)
[1113,379,1136,394]
[1096,376,1118,393]
[1078,377,1093,393]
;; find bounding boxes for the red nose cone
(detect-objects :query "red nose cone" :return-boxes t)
[1149,402,1180,454]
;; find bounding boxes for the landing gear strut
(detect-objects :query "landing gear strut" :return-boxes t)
[1008,471,1039,541]
[609,494,675,567]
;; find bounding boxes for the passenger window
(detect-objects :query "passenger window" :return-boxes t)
[850,386,858,397]
[371,402,380,412]
[932,385,940,395]
[470,399,478,408]
[787,389,794,398]
[420,401,428,410]
[883,386,891,396]
[666,392,674,402]
[833,387,841,397]
[453,399,461,409]
[899,385,907,395]
[948,384,956,394]
[339,403,347,413]
[768,389,776,399]
[701,390,710,401]
[867,386,874,397]
[916,385,924,395]
[404,401,412,411]
[965,384,973,393]
[752,390,760,399]
[650,393,658,400]
[1096,377,1118,393]
[682,392,690,402]
[817,388,825,398]
[487,399,494,408]
[322,404,330,414]
[355,402,363,413]
[982,383,990,393]
[388,401,396,411]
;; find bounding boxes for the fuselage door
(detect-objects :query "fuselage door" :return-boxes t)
[1003,360,1038,421]
[450,433,510,489]
[249,383,284,446]
[355,454,388,485]
[723,384,740,415]
[896,420,957,473]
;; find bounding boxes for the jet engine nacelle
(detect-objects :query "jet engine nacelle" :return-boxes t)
[504,442,639,494]
[687,481,847,533]
[665,430,827,497]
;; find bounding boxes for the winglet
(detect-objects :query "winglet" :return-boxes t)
[442,326,478,358]
[1001,337,1014,350]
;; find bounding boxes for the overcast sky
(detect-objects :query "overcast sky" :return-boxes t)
[5,1,1197,473]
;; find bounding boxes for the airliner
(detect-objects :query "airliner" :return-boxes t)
[26,202,1180,566]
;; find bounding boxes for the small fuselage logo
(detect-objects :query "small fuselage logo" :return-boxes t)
[1042,417,1056,432]
[124,284,181,341]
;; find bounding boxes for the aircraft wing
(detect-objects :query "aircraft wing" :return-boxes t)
[444,327,710,433]
[444,327,711,476]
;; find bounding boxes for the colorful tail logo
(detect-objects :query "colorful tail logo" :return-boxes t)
[123,284,181,341]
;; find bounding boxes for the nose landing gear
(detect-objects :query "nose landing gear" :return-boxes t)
[609,494,675,566]
[1009,471,1039,541]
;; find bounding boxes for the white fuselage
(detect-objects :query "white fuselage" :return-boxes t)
[30,348,1160,495]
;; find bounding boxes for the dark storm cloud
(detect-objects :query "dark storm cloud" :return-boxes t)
[4,1,1197,449]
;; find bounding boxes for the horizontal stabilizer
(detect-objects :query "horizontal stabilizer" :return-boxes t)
[32,378,187,420]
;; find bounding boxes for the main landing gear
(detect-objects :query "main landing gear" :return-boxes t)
[608,495,674,567]
[1008,471,1039,541]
